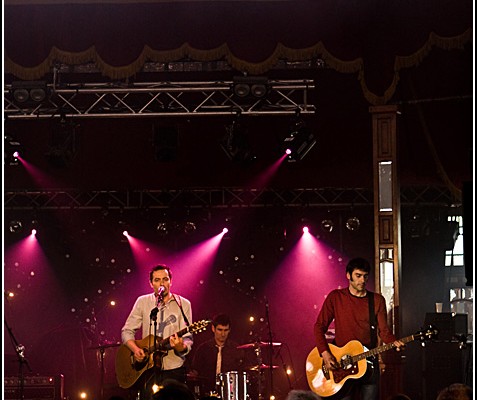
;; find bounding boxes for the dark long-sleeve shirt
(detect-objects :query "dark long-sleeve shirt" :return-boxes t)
[314,288,397,355]
[190,338,244,393]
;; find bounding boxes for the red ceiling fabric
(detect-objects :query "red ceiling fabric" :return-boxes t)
[4,0,473,104]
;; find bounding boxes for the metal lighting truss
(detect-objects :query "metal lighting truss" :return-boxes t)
[3,186,458,211]
[4,79,315,119]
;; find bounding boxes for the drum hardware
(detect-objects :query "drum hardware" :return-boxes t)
[88,341,121,400]
[236,342,282,350]
[216,371,249,400]
[247,364,279,371]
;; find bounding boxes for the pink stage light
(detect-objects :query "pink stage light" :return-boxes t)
[302,226,309,234]
[122,230,129,237]
[222,227,229,234]
[285,149,292,155]
[13,151,20,158]
[31,229,37,236]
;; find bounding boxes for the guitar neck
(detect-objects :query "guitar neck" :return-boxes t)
[157,326,190,349]
[351,334,415,363]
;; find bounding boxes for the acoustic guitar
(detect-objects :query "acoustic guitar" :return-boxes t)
[115,319,211,389]
[305,326,437,398]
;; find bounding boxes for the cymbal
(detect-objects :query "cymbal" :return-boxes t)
[248,364,279,371]
[186,373,208,381]
[88,341,121,350]
[237,341,282,349]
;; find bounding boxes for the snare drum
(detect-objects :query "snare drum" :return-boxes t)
[217,371,249,400]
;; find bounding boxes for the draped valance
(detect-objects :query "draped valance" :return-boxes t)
[4,0,473,105]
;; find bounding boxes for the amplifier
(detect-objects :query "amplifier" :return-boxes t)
[424,312,468,341]
[4,375,64,400]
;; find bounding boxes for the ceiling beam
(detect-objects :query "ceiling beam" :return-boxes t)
[4,79,316,119]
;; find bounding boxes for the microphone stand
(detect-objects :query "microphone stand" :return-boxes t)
[4,317,33,400]
[148,304,159,398]
[264,298,274,400]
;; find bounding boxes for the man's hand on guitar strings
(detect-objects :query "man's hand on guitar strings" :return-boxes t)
[133,347,146,362]
[322,350,340,370]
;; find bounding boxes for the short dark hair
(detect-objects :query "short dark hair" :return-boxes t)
[149,264,172,282]
[437,383,472,400]
[346,257,371,275]
[212,313,231,327]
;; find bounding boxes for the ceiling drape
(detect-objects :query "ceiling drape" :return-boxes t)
[4,0,472,105]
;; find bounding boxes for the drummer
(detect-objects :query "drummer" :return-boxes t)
[189,313,245,395]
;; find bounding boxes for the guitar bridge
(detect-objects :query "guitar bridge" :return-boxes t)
[322,365,330,380]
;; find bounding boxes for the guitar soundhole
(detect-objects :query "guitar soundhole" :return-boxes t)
[132,349,150,371]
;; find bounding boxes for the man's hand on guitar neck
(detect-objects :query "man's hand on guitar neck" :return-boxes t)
[393,339,405,351]
[321,350,340,370]
[169,333,187,354]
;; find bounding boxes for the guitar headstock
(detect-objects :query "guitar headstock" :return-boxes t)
[190,319,212,334]
[416,325,439,344]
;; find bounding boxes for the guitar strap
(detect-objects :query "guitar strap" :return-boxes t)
[172,294,190,326]
[367,291,377,349]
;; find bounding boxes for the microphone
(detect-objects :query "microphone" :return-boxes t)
[156,286,165,306]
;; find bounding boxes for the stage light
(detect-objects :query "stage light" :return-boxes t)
[283,110,316,162]
[9,220,23,233]
[122,230,129,237]
[184,221,197,234]
[156,222,169,236]
[222,228,229,234]
[221,113,255,162]
[31,229,37,235]
[345,217,360,231]
[222,119,251,161]
[303,226,309,233]
[233,76,269,99]
[45,114,77,167]
[321,219,334,233]
[4,135,23,166]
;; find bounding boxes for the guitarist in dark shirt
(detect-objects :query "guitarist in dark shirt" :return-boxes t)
[313,257,404,400]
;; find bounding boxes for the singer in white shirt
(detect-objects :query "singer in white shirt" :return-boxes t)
[121,264,193,399]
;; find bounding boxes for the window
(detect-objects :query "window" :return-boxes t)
[445,215,464,267]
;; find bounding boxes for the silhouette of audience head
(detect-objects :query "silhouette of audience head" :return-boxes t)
[286,390,322,400]
[387,394,412,400]
[152,379,195,400]
[436,383,472,400]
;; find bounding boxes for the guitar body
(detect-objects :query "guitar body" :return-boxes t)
[305,327,438,398]
[115,335,161,389]
[115,319,211,389]
[306,341,367,398]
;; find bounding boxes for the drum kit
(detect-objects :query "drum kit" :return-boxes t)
[197,340,282,400]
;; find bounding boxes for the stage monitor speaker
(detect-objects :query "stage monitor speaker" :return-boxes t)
[4,375,64,400]
[424,312,468,341]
